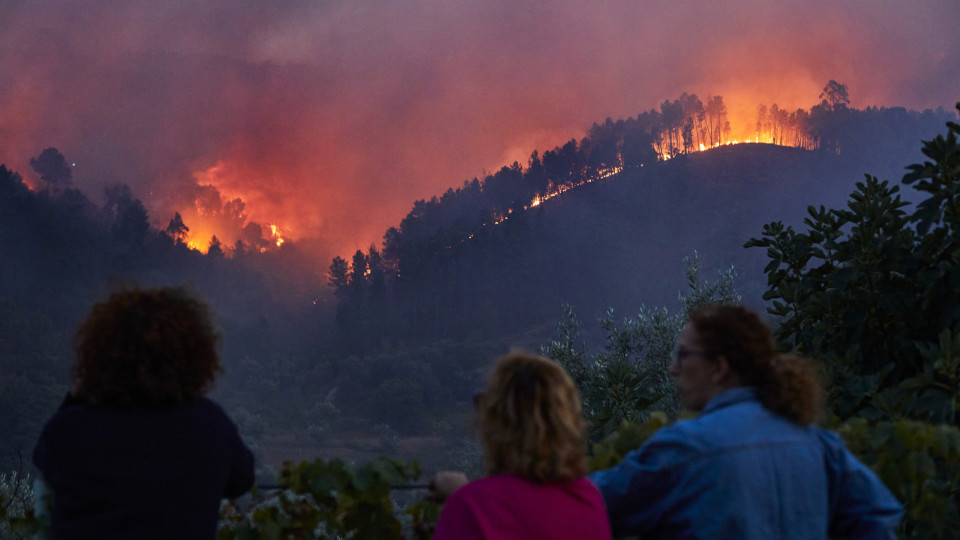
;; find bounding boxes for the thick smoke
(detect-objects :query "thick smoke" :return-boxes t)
[1,0,957,260]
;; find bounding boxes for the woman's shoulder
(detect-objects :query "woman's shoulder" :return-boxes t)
[464,474,603,499]
[40,396,234,436]
[39,396,96,434]
[190,396,232,418]
[180,397,244,436]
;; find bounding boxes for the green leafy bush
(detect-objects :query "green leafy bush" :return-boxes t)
[542,253,738,440]
[218,456,425,539]
[0,469,37,539]
[745,103,960,423]
[837,418,960,538]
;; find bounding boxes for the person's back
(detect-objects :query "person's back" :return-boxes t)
[431,352,612,540]
[435,474,608,540]
[590,305,902,539]
[35,396,253,539]
[593,387,899,539]
[32,287,255,539]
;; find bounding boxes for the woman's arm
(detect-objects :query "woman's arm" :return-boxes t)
[821,430,903,539]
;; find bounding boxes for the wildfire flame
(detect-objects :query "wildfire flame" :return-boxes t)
[163,160,295,255]
[183,221,221,253]
[446,136,783,252]
[270,224,286,247]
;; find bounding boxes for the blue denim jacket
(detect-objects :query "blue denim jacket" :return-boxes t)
[590,387,903,539]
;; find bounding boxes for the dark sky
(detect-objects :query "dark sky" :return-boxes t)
[1,0,957,260]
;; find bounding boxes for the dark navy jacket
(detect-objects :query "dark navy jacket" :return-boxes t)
[34,395,254,539]
[590,387,903,539]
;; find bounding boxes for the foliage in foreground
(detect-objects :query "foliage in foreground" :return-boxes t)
[0,469,37,539]
[745,102,960,423]
[542,253,739,441]
[217,456,436,540]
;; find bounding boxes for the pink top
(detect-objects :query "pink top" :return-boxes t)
[433,473,612,540]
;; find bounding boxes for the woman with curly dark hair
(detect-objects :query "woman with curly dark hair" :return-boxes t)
[431,352,612,539]
[591,304,903,539]
[33,287,254,539]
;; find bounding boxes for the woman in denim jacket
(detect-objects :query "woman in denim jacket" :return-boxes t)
[590,304,903,539]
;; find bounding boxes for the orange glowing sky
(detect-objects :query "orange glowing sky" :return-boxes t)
[1,0,957,262]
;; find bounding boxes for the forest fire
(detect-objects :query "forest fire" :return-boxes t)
[440,119,794,253]
[181,219,223,253]
[0,0,952,286]
[16,81,860,263]
[172,160,295,255]
[180,218,287,254]
[12,89,823,263]
[672,138,758,161]
[149,86,825,259]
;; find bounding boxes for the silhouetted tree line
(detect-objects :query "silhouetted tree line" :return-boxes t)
[0,153,297,470]
[1,147,506,469]
[0,153,276,320]
[328,83,956,350]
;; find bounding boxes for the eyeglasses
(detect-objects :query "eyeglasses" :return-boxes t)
[672,348,713,367]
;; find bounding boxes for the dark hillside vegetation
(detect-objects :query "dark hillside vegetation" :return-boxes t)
[328,86,954,354]
[328,135,950,353]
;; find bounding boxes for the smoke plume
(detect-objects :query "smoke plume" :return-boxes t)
[1,0,956,261]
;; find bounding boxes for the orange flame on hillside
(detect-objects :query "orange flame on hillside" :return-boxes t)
[270,224,286,247]
[464,135,786,247]
[174,161,292,255]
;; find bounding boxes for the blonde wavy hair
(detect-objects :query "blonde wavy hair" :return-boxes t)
[478,352,588,483]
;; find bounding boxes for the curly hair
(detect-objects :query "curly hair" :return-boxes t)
[689,304,823,424]
[72,287,223,407]
[478,352,588,483]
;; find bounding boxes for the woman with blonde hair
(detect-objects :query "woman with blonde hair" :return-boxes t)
[432,352,611,539]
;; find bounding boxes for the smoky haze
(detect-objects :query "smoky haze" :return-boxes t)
[1,0,957,263]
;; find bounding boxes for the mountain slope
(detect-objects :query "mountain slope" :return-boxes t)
[352,141,927,349]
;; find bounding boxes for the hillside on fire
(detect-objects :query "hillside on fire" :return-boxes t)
[325,102,955,353]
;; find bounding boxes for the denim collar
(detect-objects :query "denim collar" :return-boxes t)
[701,386,759,416]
